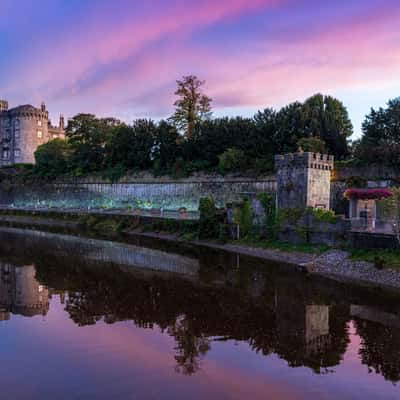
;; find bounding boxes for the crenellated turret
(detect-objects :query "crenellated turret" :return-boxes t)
[275,151,334,210]
[0,101,64,166]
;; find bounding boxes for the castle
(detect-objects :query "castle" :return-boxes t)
[0,100,65,166]
[275,151,334,210]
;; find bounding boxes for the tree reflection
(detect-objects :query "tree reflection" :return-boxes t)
[0,229,400,382]
[355,319,400,383]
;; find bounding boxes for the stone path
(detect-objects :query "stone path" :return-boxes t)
[310,250,400,291]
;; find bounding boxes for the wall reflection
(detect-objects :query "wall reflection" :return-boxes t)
[0,227,399,384]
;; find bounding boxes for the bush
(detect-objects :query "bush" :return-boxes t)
[234,198,253,239]
[198,197,219,239]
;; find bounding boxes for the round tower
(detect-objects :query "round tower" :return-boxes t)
[8,105,50,164]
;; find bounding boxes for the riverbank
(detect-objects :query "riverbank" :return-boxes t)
[0,212,400,293]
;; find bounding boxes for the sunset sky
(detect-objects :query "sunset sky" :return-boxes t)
[1,0,399,137]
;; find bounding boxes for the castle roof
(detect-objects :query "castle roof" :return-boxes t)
[9,104,38,112]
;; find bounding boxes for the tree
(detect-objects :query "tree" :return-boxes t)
[355,98,400,165]
[66,114,119,173]
[273,101,306,154]
[301,94,353,159]
[170,75,212,140]
[152,120,180,173]
[34,139,72,177]
[105,119,156,171]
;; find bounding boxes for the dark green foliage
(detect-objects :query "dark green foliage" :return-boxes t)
[297,137,327,153]
[218,148,247,174]
[152,120,180,174]
[66,114,120,174]
[345,176,367,189]
[257,192,277,238]
[105,119,156,171]
[234,198,253,239]
[301,94,352,159]
[34,139,72,177]
[198,197,219,239]
[17,89,355,180]
[355,97,400,166]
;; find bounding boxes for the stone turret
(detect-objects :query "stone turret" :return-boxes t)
[0,101,65,166]
[0,100,8,112]
[275,152,334,210]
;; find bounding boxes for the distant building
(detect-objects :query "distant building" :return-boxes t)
[0,100,65,166]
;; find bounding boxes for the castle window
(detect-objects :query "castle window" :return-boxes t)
[2,148,9,159]
[38,120,42,127]
[14,119,20,128]
[37,130,43,139]
[14,149,20,157]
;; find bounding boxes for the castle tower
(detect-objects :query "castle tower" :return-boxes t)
[275,152,334,210]
[0,100,8,112]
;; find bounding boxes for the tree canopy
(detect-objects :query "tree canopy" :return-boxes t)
[169,75,212,140]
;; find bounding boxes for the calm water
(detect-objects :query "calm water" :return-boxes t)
[0,227,399,399]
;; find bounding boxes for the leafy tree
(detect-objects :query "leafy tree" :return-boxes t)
[274,101,306,154]
[301,94,353,159]
[355,98,400,165]
[34,139,72,177]
[105,119,156,171]
[66,114,119,173]
[252,108,277,156]
[152,120,180,173]
[170,75,212,140]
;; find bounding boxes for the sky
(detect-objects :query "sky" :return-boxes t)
[0,0,399,138]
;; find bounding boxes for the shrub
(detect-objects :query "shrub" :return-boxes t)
[234,198,253,239]
[198,197,219,239]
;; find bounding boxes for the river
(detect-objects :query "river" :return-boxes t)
[0,227,399,399]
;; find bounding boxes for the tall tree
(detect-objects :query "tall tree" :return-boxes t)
[355,97,400,165]
[301,94,353,159]
[66,114,118,173]
[170,75,212,140]
[105,119,156,170]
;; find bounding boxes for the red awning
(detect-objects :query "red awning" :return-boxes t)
[344,188,393,200]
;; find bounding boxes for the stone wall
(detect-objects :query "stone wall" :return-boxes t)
[0,177,276,212]
[278,214,350,247]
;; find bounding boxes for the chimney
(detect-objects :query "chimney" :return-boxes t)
[59,114,65,129]
[41,102,46,112]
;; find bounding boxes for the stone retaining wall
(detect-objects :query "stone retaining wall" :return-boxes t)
[0,178,276,211]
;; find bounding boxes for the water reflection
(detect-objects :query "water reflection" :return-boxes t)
[0,263,49,319]
[0,227,399,393]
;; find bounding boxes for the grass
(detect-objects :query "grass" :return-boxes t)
[234,237,330,254]
[350,248,400,270]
